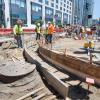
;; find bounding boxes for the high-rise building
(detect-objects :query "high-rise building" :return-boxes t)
[2,0,73,28]
[72,0,94,26]
[82,0,94,26]
[72,0,84,25]
[0,0,5,27]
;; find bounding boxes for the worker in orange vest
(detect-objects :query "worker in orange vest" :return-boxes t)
[47,22,54,43]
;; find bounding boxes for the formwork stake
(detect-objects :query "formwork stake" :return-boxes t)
[90,52,92,64]
[86,77,94,98]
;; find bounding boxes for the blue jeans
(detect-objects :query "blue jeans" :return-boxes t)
[16,35,23,48]
[47,34,52,43]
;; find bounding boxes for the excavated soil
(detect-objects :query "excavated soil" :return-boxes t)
[0,42,58,100]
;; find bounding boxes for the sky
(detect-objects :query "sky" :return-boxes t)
[93,0,100,19]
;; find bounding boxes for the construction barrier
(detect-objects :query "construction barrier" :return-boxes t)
[0,28,64,35]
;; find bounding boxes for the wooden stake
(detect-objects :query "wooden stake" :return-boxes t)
[90,52,92,64]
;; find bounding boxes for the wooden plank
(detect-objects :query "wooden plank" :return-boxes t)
[39,47,100,86]
[11,57,16,62]
[16,87,44,100]
[44,95,56,100]
[24,48,69,99]
[32,93,46,100]
[13,56,20,61]
[41,67,69,100]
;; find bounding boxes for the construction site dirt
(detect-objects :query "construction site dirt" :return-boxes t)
[0,42,60,100]
[25,34,100,100]
[0,34,100,100]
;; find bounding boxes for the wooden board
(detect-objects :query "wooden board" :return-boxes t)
[41,67,69,99]
[24,48,70,99]
[38,47,100,86]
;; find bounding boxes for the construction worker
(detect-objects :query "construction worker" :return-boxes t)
[47,22,54,43]
[35,23,41,40]
[13,19,23,48]
[44,24,48,43]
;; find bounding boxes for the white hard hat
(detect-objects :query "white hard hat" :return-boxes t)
[48,21,51,24]
[17,19,23,24]
[37,23,40,26]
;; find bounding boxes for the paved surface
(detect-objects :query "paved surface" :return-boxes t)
[52,38,100,62]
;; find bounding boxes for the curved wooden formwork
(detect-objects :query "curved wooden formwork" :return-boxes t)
[24,47,70,99]
[38,47,100,86]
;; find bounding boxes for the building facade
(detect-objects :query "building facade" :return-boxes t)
[0,0,5,27]
[72,0,94,27]
[72,0,84,25]
[1,0,73,28]
[82,0,94,26]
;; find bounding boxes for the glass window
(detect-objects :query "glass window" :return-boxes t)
[63,14,67,19]
[58,13,61,17]
[60,7,62,10]
[67,1,69,4]
[16,0,20,6]
[31,2,42,24]
[63,13,68,24]
[56,0,58,3]
[10,0,27,26]
[11,0,16,4]
[45,7,53,15]
[56,11,62,18]
[55,11,62,25]
[0,0,5,26]
[51,3,54,7]
[20,1,25,7]
[32,3,42,12]
[67,6,69,8]
[64,0,66,3]
[10,0,25,7]
[0,0,1,4]
[56,5,58,9]
[38,0,43,3]
[45,0,49,5]
[64,4,66,7]
[63,8,65,11]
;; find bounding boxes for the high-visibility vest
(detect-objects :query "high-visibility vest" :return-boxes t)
[45,28,48,34]
[48,25,54,34]
[13,25,23,35]
[35,26,41,33]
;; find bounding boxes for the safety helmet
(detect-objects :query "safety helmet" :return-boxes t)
[37,23,40,26]
[17,19,23,24]
[48,21,51,24]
